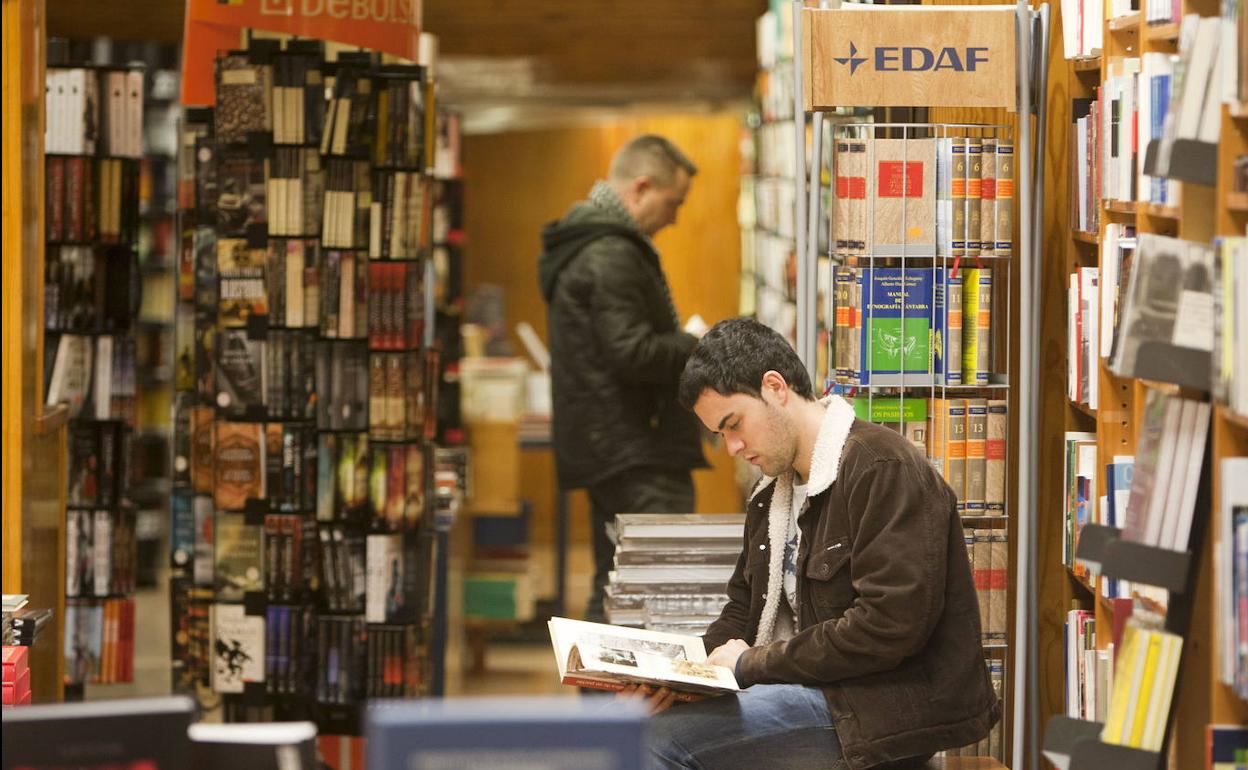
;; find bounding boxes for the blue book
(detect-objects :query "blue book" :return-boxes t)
[855,268,941,386]
[367,697,649,770]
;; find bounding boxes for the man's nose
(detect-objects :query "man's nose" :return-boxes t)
[726,436,744,456]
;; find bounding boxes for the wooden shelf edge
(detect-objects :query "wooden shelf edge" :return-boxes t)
[1069,399,1098,419]
[1108,12,1141,31]
[1139,202,1181,220]
[1218,404,1248,431]
[1144,22,1180,42]
[1072,230,1100,245]
[1068,565,1096,596]
[1103,199,1138,216]
[1230,102,1248,120]
[1072,55,1102,72]
[34,404,69,436]
[1226,191,1248,213]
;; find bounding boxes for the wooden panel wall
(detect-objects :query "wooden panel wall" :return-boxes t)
[461,113,746,546]
[4,0,69,701]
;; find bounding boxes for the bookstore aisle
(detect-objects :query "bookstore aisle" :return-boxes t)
[4,0,1248,768]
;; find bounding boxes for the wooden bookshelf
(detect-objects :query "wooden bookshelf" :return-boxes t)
[1043,0,1247,763]
[1069,399,1097,420]
[1071,230,1099,245]
[2,0,69,702]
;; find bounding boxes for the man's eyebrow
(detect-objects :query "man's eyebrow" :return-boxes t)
[716,413,734,431]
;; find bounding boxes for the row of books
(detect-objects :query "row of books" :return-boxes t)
[174,421,427,526]
[604,514,742,635]
[1216,459,1248,701]
[1150,15,1238,176]
[831,266,995,388]
[44,246,139,334]
[208,603,420,700]
[830,136,1014,259]
[63,597,135,685]
[46,156,141,245]
[67,420,129,509]
[848,397,1009,516]
[67,508,137,599]
[966,528,1009,644]
[1059,0,1106,59]
[1063,393,1210,579]
[45,66,144,157]
[1101,623,1183,751]
[943,659,1007,762]
[46,333,136,422]
[1065,608,1113,722]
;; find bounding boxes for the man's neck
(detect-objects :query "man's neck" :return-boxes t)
[791,397,827,484]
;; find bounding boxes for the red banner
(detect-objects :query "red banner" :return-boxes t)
[181,0,423,105]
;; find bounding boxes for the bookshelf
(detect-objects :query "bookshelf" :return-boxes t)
[165,33,455,737]
[1040,0,1248,764]
[788,4,1047,766]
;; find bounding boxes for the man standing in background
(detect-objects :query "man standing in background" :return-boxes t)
[538,135,708,622]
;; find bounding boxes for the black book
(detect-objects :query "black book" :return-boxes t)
[215,329,264,417]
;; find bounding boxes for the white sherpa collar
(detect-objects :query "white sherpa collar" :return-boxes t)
[751,394,857,646]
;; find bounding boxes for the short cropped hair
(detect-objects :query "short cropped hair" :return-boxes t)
[678,317,815,409]
[608,134,698,189]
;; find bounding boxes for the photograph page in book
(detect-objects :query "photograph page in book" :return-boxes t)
[548,616,740,700]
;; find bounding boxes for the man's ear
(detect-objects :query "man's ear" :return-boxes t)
[759,370,789,405]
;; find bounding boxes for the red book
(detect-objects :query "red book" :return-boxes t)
[66,156,85,242]
[3,645,29,682]
[47,156,65,242]
[368,262,384,350]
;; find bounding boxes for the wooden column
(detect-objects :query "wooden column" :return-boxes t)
[3,0,69,702]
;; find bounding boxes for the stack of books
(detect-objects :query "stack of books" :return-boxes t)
[3,646,31,706]
[605,514,742,635]
[2,595,26,647]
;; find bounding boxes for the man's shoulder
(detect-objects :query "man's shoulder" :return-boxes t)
[842,418,932,469]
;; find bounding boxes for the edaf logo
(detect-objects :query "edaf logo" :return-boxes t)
[835,42,991,74]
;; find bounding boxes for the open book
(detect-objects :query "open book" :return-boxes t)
[548,616,740,700]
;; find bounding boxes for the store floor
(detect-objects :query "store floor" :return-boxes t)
[84,537,594,703]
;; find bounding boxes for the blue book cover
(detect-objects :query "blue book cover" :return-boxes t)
[855,268,940,386]
[367,697,648,770]
[171,488,195,571]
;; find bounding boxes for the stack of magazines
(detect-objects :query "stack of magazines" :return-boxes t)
[605,514,744,634]
[3,595,52,647]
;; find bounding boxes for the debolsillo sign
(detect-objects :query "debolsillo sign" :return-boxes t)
[802,6,1018,110]
[181,0,423,106]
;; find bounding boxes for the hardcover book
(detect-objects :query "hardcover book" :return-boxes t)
[210,603,265,694]
[213,422,264,511]
[214,512,263,601]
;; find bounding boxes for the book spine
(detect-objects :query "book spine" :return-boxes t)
[950,138,967,257]
[947,399,968,512]
[965,399,988,515]
[980,139,996,255]
[995,142,1014,256]
[986,400,1008,513]
[966,138,982,255]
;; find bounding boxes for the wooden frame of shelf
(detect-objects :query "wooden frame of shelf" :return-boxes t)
[1107,12,1141,31]
[1144,21,1180,43]
[1226,190,1248,213]
[1071,229,1099,245]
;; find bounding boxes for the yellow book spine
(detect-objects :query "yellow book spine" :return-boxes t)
[1102,625,1139,743]
[1127,631,1165,747]
[1141,633,1183,751]
[962,268,980,379]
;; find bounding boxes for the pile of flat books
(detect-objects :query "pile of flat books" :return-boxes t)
[3,595,53,648]
[605,514,744,635]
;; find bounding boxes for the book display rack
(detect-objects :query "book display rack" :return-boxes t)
[788,3,1052,766]
[42,58,149,693]
[166,35,453,736]
[1040,0,1248,766]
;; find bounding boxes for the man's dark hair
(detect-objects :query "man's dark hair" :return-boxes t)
[678,317,815,409]
[608,134,698,188]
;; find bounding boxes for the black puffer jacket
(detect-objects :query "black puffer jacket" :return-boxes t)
[538,198,707,489]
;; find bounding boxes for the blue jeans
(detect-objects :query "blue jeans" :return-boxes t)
[648,684,843,770]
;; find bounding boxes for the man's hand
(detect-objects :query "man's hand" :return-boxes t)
[619,683,684,714]
[706,638,749,672]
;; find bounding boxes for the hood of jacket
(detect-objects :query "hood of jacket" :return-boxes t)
[538,187,657,302]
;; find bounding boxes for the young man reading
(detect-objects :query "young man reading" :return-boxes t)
[639,318,999,770]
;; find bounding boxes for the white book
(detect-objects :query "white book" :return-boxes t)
[1157,399,1198,549]
[94,336,114,420]
[1177,17,1221,140]
[1062,0,1080,58]
[1100,225,1120,358]
[1215,458,1245,688]
[1169,400,1211,551]
[211,604,266,694]
[64,69,86,154]
[1143,398,1184,547]
[92,510,112,597]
